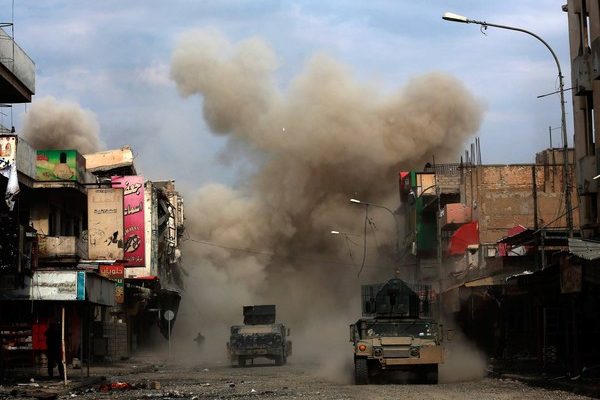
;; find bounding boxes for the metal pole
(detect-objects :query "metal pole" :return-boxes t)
[87,305,90,378]
[460,18,574,237]
[168,320,171,360]
[61,306,67,385]
[79,304,83,381]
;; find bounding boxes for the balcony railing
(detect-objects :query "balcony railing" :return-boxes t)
[38,235,88,260]
[0,27,35,98]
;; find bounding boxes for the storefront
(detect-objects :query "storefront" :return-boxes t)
[0,270,115,377]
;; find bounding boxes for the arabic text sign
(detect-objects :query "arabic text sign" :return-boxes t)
[112,176,145,266]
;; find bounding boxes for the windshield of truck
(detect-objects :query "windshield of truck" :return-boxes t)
[235,325,279,335]
[365,321,436,338]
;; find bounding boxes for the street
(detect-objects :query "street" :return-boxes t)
[53,360,592,400]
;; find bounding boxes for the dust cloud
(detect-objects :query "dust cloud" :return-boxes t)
[169,30,484,378]
[439,337,488,383]
[20,96,102,153]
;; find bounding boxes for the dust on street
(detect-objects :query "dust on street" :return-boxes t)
[54,360,593,400]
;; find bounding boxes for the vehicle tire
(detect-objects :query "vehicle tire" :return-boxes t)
[238,356,246,367]
[354,358,369,385]
[425,365,438,384]
[275,355,283,366]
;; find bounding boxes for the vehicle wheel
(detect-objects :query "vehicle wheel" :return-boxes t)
[275,355,283,366]
[354,358,369,385]
[282,355,287,365]
[238,356,246,367]
[425,365,438,384]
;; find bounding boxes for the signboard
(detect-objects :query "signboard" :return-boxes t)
[112,176,145,267]
[36,149,85,182]
[99,264,125,304]
[0,271,115,306]
[0,270,80,300]
[88,188,124,260]
[0,136,16,169]
[164,310,175,321]
[560,260,582,294]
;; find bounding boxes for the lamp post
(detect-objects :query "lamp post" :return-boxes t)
[442,12,573,237]
[349,198,400,263]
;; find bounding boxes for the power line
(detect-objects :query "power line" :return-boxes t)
[186,237,362,269]
[185,236,412,271]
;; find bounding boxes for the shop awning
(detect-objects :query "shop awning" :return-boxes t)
[569,238,600,260]
[448,221,479,255]
[0,270,115,306]
[464,270,528,287]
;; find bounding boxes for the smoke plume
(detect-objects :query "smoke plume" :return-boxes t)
[20,96,102,153]
[170,30,483,376]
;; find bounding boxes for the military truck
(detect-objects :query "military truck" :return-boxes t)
[227,305,291,367]
[350,279,444,384]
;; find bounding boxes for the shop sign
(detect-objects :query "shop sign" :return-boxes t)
[112,176,145,267]
[88,188,124,260]
[36,149,85,181]
[99,264,125,303]
[0,136,16,169]
[560,260,582,294]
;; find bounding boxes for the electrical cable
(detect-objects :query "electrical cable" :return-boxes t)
[357,205,369,277]
[343,235,357,268]
[186,236,406,271]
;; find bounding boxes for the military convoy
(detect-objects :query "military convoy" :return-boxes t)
[227,305,292,367]
[350,279,444,384]
[224,280,443,383]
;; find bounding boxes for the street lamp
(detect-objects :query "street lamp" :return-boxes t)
[349,198,400,262]
[330,230,361,269]
[442,12,574,237]
[330,230,360,236]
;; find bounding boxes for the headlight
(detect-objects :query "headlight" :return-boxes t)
[373,347,383,357]
[410,347,420,357]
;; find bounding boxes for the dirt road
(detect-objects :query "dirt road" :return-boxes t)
[54,359,593,400]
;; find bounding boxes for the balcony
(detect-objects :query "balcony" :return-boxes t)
[38,235,88,260]
[577,155,597,195]
[423,163,461,193]
[572,53,592,95]
[0,27,35,103]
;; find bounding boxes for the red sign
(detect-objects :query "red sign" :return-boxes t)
[111,176,145,267]
[99,264,125,304]
[99,264,125,278]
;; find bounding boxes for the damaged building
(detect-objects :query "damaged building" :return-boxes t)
[0,141,186,377]
[399,147,583,370]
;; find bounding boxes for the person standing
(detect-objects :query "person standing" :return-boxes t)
[45,322,64,379]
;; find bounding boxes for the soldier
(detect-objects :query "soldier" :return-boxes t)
[194,331,205,348]
[45,322,64,379]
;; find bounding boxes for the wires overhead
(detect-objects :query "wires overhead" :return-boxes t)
[186,237,363,270]
[357,205,369,277]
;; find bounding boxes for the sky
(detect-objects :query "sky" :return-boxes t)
[2,0,571,192]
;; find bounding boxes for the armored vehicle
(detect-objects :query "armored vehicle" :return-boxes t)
[350,279,444,384]
[227,305,291,367]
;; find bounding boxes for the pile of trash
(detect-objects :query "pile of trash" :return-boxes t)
[98,380,162,392]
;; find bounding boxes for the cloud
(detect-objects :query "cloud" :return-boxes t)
[137,62,173,87]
